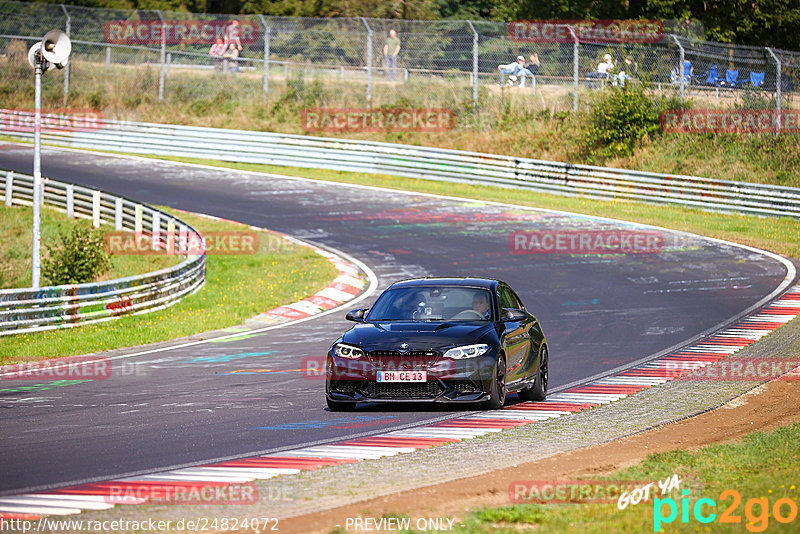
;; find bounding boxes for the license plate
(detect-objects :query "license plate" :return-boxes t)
[377,370,427,382]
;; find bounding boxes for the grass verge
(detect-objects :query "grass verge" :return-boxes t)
[112,154,800,259]
[0,208,338,361]
[2,52,799,186]
[0,204,180,289]
[443,422,800,533]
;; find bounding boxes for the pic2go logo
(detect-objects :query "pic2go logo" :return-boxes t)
[654,489,798,532]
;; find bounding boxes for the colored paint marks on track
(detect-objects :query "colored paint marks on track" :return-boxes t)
[2,285,798,520]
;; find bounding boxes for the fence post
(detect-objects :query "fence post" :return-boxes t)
[92,190,101,228]
[258,15,270,97]
[166,218,175,254]
[152,211,160,250]
[4,171,12,206]
[157,10,166,102]
[135,204,143,233]
[361,17,372,103]
[115,197,123,230]
[671,35,685,107]
[105,47,111,69]
[65,184,73,217]
[179,224,187,253]
[60,4,70,102]
[568,26,579,113]
[766,47,781,135]
[467,21,479,111]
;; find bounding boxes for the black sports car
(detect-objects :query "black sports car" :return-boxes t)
[325,277,548,411]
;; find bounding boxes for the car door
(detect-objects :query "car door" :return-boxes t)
[497,284,531,386]
[509,287,542,382]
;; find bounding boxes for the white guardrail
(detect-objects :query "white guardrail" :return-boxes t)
[0,169,206,336]
[4,114,800,218]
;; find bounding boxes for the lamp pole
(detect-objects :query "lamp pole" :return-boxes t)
[27,30,71,289]
[32,54,43,289]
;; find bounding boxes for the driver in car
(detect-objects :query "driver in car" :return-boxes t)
[472,292,491,319]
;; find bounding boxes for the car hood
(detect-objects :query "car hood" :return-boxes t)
[341,321,493,352]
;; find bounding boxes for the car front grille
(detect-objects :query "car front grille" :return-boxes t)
[363,381,440,398]
[369,350,440,357]
[368,349,440,370]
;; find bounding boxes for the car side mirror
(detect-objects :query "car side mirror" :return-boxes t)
[502,308,527,322]
[345,308,368,322]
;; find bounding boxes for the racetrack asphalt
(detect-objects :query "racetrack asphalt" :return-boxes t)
[0,143,794,496]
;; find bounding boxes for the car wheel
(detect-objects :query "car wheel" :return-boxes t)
[520,345,548,401]
[326,397,356,411]
[483,354,507,410]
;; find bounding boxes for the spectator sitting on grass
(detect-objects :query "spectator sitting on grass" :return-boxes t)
[597,54,614,79]
[614,56,636,87]
[497,55,534,87]
[526,53,540,76]
[586,53,614,88]
[223,43,239,75]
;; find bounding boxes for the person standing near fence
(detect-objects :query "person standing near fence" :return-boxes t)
[224,19,243,52]
[384,29,401,81]
[209,38,225,72]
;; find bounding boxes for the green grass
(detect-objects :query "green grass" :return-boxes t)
[0,204,180,289]
[2,48,799,188]
[128,155,800,260]
[406,423,800,533]
[0,208,338,361]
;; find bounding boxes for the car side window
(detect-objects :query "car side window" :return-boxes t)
[508,288,525,310]
[497,286,514,310]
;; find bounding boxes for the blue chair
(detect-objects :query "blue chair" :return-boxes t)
[749,71,765,87]
[683,60,693,83]
[670,60,693,85]
[702,64,718,85]
[723,69,738,87]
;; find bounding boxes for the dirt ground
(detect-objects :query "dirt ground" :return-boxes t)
[279,377,800,533]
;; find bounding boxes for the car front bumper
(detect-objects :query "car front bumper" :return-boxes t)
[325,351,496,403]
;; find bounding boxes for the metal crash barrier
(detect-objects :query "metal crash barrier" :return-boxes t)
[0,169,206,336]
[4,114,799,219]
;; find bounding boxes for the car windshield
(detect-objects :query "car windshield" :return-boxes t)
[366,286,493,322]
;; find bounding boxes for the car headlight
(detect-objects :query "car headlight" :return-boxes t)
[443,343,490,359]
[333,343,365,359]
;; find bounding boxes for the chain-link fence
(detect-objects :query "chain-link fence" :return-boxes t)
[1,0,797,124]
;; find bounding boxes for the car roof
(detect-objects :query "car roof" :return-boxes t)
[387,277,500,290]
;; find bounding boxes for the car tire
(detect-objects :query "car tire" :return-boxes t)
[326,397,356,411]
[483,354,507,410]
[519,345,548,401]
